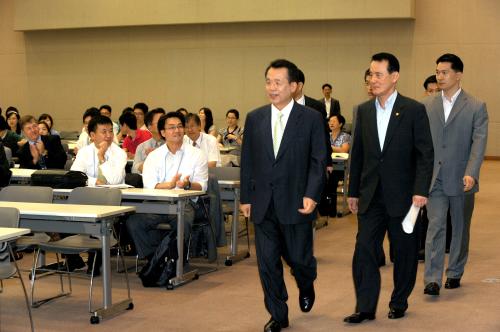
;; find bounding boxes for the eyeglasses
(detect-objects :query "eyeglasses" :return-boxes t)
[165,124,184,131]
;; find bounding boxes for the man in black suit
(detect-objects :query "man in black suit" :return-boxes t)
[18,115,67,170]
[319,83,341,118]
[240,59,328,332]
[344,53,434,323]
[294,69,327,119]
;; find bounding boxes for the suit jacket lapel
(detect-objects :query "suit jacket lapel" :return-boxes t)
[260,106,275,161]
[381,94,404,155]
[433,96,446,125]
[367,101,382,156]
[275,103,302,161]
[445,90,466,126]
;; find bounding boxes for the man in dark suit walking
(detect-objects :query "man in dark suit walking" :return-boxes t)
[344,52,434,324]
[240,59,328,332]
[319,83,341,118]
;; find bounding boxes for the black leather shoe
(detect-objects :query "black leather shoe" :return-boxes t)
[444,278,461,289]
[388,307,406,319]
[299,285,315,312]
[343,312,375,323]
[424,282,440,296]
[263,318,289,332]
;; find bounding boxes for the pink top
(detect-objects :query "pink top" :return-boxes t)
[122,129,152,155]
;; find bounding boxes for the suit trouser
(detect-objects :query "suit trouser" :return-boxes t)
[353,186,418,313]
[425,178,473,286]
[254,199,316,324]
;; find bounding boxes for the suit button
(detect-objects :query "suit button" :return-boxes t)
[438,161,442,165]
[380,159,384,162]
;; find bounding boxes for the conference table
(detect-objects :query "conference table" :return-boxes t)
[332,153,349,217]
[0,201,135,324]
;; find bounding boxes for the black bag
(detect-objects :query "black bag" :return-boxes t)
[31,170,88,189]
[138,232,179,288]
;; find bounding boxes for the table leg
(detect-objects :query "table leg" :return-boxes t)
[225,188,249,266]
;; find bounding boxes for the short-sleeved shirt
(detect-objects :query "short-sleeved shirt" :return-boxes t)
[184,133,221,166]
[330,131,351,147]
[122,129,152,155]
[218,126,244,147]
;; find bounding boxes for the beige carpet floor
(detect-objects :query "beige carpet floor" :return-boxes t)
[1,161,500,331]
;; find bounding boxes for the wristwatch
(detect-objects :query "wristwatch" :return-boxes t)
[183,180,192,190]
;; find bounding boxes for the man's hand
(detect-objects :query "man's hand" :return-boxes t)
[240,204,251,218]
[348,197,359,214]
[176,175,190,189]
[298,197,317,215]
[97,141,110,162]
[326,166,333,173]
[29,144,40,164]
[463,175,475,192]
[412,195,427,208]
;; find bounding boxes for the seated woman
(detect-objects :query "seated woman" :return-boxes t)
[198,107,217,138]
[217,109,243,155]
[38,121,51,136]
[0,115,23,157]
[324,114,351,218]
[38,113,60,136]
[6,107,21,135]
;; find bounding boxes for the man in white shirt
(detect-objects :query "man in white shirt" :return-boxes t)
[184,113,221,168]
[71,115,127,186]
[126,112,208,286]
[132,108,165,174]
[74,107,100,155]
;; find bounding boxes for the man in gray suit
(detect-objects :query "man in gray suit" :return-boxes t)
[423,53,488,296]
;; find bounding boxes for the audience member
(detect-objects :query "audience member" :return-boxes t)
[119,111,152,158]
[38,121,50,136]
[74,107,100,155]
[71,115,127,186]
[133,102,149,130]
[99,104,121,140]
[319,83,341,118]
[184,113,220,168]
[198,107,217,137]
[6,108,21,135]
[18,115,67,169]
[38,113,60,136]
[218,109,243,154]
[132,108,166,174]
[0,115,24,156]
[176,108,188,117]
[126,112,208,286]
[423,75,440,96]
[0,142,11,187]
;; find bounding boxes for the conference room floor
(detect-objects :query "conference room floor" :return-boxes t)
[2,161,500,332]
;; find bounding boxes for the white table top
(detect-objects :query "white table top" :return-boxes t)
[218,180,240,188]
[10,168,36,179]
[53,187,205,201]
[0,202,135,222]
[0,227,31,241]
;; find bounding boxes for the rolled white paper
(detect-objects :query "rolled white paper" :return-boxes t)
[402,204,421,234]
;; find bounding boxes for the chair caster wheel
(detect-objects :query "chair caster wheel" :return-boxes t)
[127,303,134,310]
[225,259,233,266]
[166,283,174,290]
[194,274,199,280]
[90,316,100,324]
[244,252,250,259]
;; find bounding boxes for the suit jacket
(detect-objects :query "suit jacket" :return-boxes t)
[423,90,488,196]
[18,135,67,170]
[349,93,434,217]
[319,97,341,117]
[0,143,12,187]
[240,102,328,225]
[304,95,332,166]
[305,95,327,119]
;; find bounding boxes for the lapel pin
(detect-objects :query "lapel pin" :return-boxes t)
[395,112,400,116]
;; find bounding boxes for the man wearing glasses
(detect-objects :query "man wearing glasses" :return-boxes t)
[126,112,208,287]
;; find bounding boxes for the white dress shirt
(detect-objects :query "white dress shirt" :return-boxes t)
[183,132,221,167]
[142,142,208,191]
[324,97,332,118]
[375,90,398,151]
[442,88,461,122]
[271,98,294,153]
[132,137,164,174]
[75,128,90,151]
[71,142,127,186]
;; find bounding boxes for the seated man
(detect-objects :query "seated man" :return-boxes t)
[71,115,127,186]
[99,104,121,143]
[184,113,221,168]
[119,111,152,159]
[74,107,100,155]
[18,115,67,169]
[126,112,208,286]
[131,108,165,174]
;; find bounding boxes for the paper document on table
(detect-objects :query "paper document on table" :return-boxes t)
[96,184,134,189]
[402,204,420,234]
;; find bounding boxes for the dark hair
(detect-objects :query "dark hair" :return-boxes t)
[330,114,346,130]
[122,107,133,114]
[423,75,438,90]
[6,106,19,114]
[364,68,371,82]
[37,120,50,134]
[38,113,54,130]
[0,116,8,131]
[5,110,21,134]
[322,83,332,90]
[157,112,185,137]
[264,59,300,83]
[83,107,100,122]
[199,107,214,133]
[226,109,239,119]
[186,113,201,127]
[20,115,36,130]
[88,115,113,134]
[371,52,400,73]
[133,102,148,115]
[176,107,188,115]
[0,107,2,116]
[99,104,112,113]
[145,108,166,127]
[296,68,305,84]
[119,111,138,130]
[436,53,464,72]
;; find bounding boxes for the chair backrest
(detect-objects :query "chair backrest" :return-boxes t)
[208,167,240,181]
[0,207,20,279]
[0,186,53,203]
[0,207,20,228]
[67,187,122,205]
[3,146,12,163]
